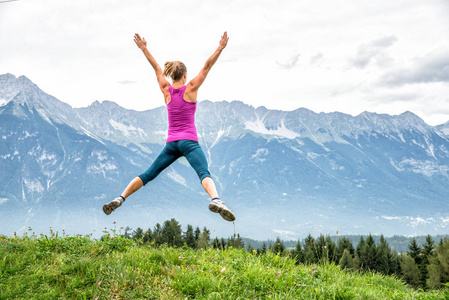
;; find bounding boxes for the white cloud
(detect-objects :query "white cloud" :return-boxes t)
[310,53,323,65]
[277,54,301,70]
[381,50,449,86]
[350,36,398,69]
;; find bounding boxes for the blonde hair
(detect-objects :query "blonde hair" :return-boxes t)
[163,61,187,81]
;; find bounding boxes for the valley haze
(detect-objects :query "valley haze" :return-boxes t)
[1,73,449,240]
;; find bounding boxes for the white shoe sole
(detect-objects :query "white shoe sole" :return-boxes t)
[209,202,236,222]
[103,200,121,215]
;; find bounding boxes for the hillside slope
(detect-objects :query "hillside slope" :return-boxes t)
[0,233,446,299]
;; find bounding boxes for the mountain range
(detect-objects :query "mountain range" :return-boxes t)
[1,73,449,240]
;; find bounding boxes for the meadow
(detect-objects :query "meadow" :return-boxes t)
[1,227,447,299]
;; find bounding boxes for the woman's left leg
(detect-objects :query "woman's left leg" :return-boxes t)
[179,140,235,221]
[178,140,217,199]
[201,177,219,199]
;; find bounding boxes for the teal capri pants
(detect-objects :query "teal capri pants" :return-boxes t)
[138,139,211,185]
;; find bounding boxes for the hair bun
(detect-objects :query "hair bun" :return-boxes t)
[163,61,187,81]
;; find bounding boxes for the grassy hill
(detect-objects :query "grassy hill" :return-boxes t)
[1,232,447,299]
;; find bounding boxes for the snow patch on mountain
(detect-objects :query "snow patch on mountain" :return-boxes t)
[109,119,147,138]
[251,148,269,163]
[155,130,167,137]
[18,131,36,140]
[437,121,449,137]
[79,126,105,145]
[245,119,298,139]
[37,151,57,165]
[24,179,45,194]
[90,150,108,161]
[166,170,187,187]
[87,161,118,177]
[390,158,449,177]
[87,150,118,177]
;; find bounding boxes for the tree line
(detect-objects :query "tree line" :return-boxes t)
[117,218,245,251]
[116,219,449,290]
[280,234,449,290]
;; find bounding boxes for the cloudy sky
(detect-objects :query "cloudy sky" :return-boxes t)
[1,0,449,125]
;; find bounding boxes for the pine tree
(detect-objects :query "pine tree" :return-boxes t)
[247,244,255,253]
[376,234,393,275]
[325,236,337,263]
[390,251,402,277]
[161,219,183,247]
[316,235,327,263]
[194,226,201,243]
[183,225,196,249]
[202,227,210,243]
[339,249,353,271]
[235,234,245,249]
[227,235,236,248]
[291,241,304,265]
[361,234,377,271]
[212,237,220,249]
[143,228,152,244]
[220,238,226,250]
[303,234,317,264]
[258,242,267,255]
[336,237,355,264]
[422,235,435,257]
[355,237,365,261]
[123,226,133,239]
[132,227,144,242]
[407,238,422,266]
[420,235,434,286]
[153,223,163,246]
[272,237,285,255]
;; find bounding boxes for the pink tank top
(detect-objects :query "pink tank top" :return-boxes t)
[166,85,198,143]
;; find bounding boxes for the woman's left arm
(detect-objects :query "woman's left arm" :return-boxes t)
[187,32,229,92]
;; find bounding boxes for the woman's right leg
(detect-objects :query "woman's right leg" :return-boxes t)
[121,177,144,199]
[103,143,180,215]
[137,142,180,188]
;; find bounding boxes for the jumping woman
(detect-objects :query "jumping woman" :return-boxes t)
[103,32,235,222]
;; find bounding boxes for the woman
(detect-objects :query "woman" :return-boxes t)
[103,32,235,222]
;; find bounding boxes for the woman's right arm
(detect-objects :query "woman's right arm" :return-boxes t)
[134,33,170,94]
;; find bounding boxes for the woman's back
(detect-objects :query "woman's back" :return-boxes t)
[166,85,198,143]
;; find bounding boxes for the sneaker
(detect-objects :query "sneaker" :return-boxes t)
[103,197,124,215]
[209,199,236,222]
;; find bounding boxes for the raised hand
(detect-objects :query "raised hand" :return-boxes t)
[219,32,229,50]
[134,33,147,50]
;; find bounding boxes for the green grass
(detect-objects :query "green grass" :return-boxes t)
[0,232,447,299]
